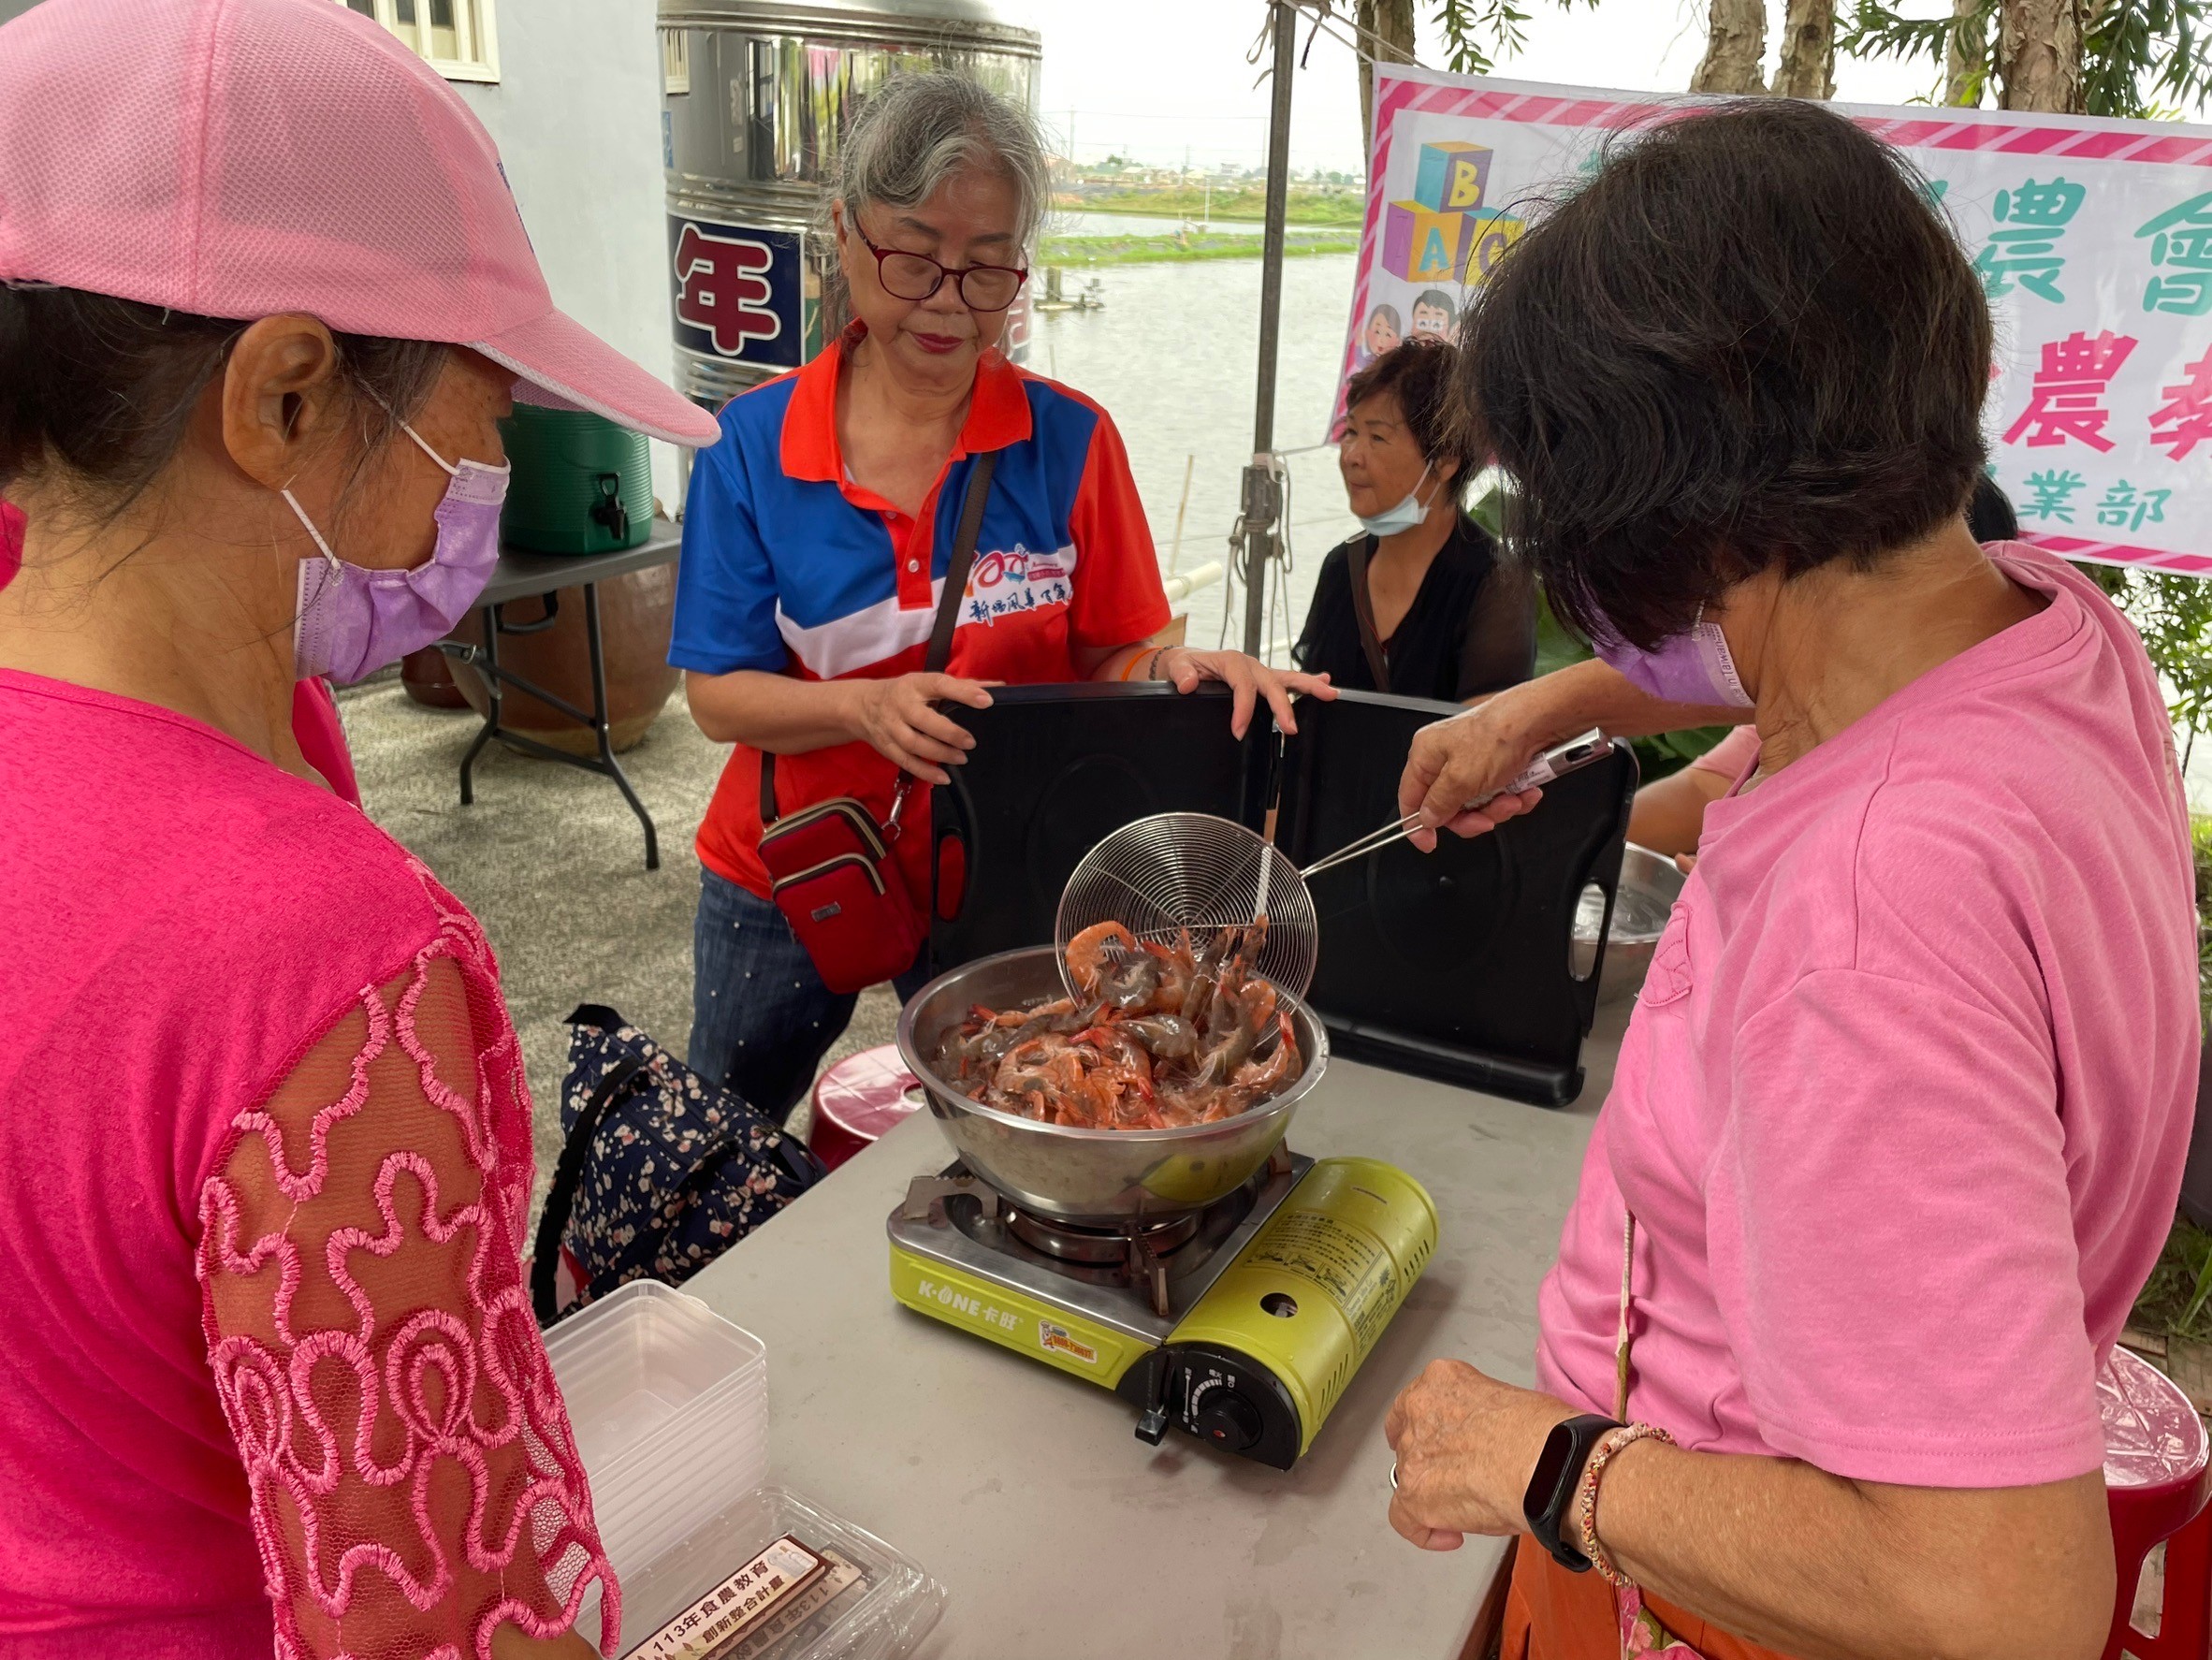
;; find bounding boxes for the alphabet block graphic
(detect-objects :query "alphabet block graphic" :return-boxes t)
[1415,141,1492,213]
[1460,209,1524,283]
[1382,200,1472,283]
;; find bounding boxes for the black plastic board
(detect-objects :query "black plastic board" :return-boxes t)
[1273,691,1637,1106]
[927,683,1276,970]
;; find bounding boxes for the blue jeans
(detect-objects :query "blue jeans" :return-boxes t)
[689,868,933,1125]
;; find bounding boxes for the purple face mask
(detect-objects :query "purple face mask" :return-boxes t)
[1591,609,1754,709]
[287,419,508,685]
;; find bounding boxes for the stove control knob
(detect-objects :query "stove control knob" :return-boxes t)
[1193,1389,1262,1453]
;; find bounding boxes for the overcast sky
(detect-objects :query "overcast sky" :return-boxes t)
[1026,1,2189,175]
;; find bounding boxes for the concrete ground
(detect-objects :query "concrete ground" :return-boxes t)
[338,671,895,1210]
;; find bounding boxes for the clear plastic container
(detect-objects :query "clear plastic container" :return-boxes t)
[600,1486,946,1660]
[591,1382,768,1570]
[545,1282,769,1573]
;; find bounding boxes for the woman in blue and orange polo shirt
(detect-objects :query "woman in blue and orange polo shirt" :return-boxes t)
[671,75,1328,1123]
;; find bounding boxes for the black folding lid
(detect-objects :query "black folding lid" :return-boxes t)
[1273,690,1637,1105]
[927,683,1273,971]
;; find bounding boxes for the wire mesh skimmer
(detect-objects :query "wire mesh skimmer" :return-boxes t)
[1055,729,1612,1000]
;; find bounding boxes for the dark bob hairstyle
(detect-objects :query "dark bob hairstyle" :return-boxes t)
[1461,99,1992,648]
[1342,336,1480,483]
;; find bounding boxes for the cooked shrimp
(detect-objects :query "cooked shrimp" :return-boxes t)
[1197,978,1277,1086]
[947,923,1303,1129]
[1121,1012,1199,1061]
[1230,1012,1301,1098]
[1066,921,1138,996]
[1141,930,1197,1013]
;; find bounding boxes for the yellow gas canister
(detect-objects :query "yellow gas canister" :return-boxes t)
[1128,1158,1438,1466]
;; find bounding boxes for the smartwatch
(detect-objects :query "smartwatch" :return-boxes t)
[1521,1413,1623,1571]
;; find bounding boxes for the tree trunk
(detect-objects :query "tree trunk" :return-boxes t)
[1944,0,1990,104]
[1771,0,1836,99]
[1356,0,1418,141]
[1997,0,2082,112]
[1691,0,1768,95]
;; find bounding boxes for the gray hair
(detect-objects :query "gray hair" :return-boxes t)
[822,73,1049,253]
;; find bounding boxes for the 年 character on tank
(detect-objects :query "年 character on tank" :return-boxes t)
[673,73,1331,1126]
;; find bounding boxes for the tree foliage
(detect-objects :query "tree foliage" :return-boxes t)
[1425,0,1602,74]
[1839,0,2212,118]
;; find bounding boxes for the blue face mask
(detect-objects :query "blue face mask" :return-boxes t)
[1356,461,1435,539]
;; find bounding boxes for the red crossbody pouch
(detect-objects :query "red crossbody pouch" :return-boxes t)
[754,451,996,995]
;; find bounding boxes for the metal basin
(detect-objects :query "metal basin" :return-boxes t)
[1573,842,1686,1005]
[895,946,1330,1227]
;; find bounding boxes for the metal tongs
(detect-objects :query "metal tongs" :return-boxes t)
[1296,727,1612,882]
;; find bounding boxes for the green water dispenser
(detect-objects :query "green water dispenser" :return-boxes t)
[498,406,652,555]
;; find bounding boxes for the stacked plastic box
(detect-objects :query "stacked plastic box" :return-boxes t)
[543,1279,768,1574]
[546,1278,943,1656]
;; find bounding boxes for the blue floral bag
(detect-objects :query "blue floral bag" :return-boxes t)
[531,1004,827,1325]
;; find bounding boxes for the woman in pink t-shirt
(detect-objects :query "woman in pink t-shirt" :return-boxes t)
[1384,102,2195,1660]
[0,1,720,1655]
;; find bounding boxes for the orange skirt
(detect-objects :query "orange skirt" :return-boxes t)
[1500,1538,1800,1660]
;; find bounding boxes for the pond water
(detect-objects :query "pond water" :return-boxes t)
[1055,210,1353,240]
[1028,251,1361,660]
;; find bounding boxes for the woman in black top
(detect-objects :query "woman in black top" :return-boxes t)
[1294,338,1535,704]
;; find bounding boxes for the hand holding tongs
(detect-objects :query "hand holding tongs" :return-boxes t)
[1297,728,1612,881]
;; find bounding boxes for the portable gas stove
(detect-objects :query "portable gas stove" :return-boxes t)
[888,1148,1437,1468]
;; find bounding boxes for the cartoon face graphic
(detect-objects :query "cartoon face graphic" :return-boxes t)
[1408,289,1456,341]
[1364,303,1403,358]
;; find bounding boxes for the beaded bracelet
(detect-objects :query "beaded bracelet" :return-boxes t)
[1119,646,1170,682]
[1574,1421,1675,1586]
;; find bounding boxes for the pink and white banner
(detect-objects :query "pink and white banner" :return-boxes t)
[1339,66,2212,575]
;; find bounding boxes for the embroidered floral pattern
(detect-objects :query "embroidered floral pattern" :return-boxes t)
[197,866,616,1660]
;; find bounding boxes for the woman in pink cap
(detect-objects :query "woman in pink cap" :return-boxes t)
[0,1,719,1654]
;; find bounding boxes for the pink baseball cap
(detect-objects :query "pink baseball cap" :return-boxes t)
[0,0,720,449]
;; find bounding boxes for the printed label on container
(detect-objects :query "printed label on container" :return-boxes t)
[725,1551,866,1657]
[1247,1211,1401,1352]
[622,1535,826,1660]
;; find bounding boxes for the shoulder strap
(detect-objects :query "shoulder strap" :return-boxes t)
[761,449,999,826]
[531,1053,651,1326]
[1346,535,1393,694]
[925,448,997,674]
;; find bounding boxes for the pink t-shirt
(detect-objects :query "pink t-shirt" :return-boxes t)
[1538,544,2198,1487]
[0,670,611,1655]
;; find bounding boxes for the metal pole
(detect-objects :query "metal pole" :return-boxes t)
[1240,0,1297,658]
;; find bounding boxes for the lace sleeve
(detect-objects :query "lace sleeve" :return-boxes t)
[197,944,616,1660]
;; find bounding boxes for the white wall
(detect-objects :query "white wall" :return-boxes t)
[455,0,684,513]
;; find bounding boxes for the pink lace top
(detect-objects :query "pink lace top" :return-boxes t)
[0,669,616,1658]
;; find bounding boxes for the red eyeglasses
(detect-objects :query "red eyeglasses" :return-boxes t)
[854,227,1027,313]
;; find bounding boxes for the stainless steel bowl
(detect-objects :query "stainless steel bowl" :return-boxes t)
[1573,842,1686,1006]
[895,946,1330,1227]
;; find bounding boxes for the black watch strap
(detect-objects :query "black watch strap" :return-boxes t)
[1521,1412,1624,1572]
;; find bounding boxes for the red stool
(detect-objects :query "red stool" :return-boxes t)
[2102,1344,2212,1660]
[809,1043,924,1172]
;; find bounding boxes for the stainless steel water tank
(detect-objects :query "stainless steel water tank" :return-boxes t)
[660,0,1042,414]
